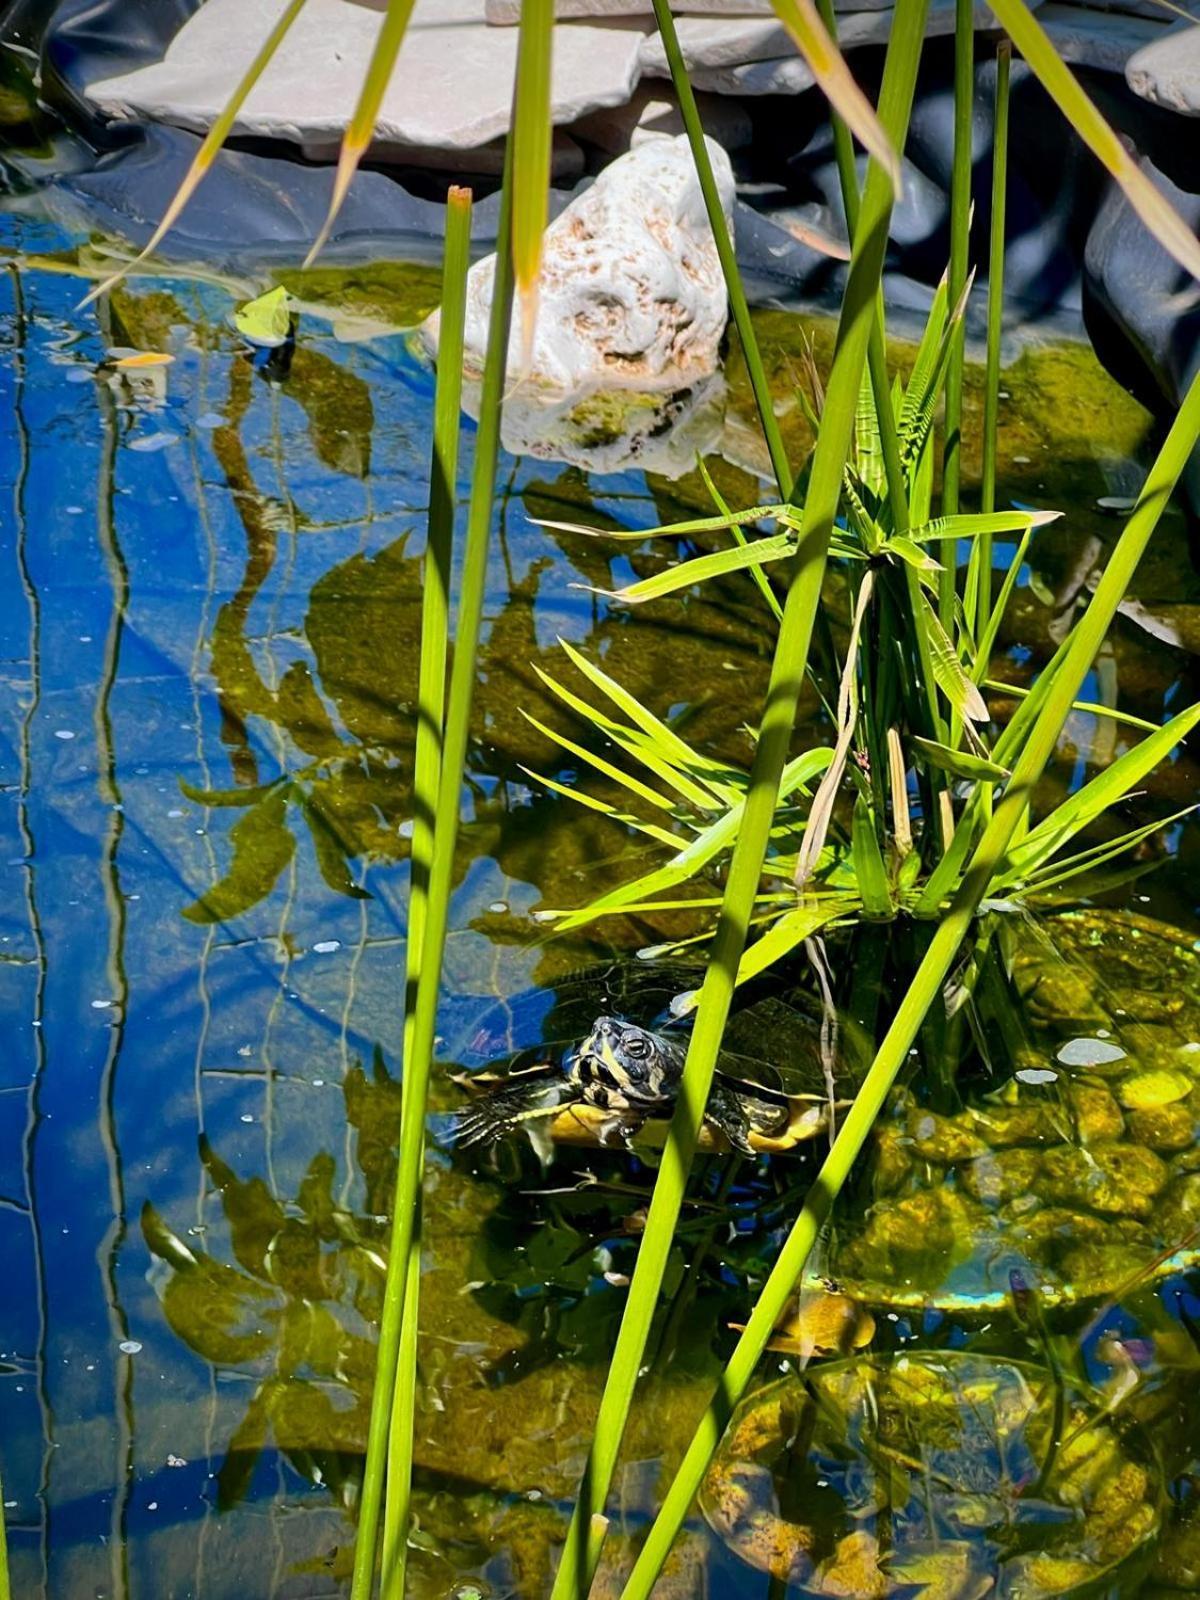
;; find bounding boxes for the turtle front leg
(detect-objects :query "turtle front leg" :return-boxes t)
[450,1076,576,1147]
[705,1082,758,1157]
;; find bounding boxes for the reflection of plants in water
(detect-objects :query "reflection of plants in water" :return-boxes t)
[139,1053,405,1510]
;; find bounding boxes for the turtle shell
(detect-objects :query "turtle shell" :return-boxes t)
[446,958,871,1153]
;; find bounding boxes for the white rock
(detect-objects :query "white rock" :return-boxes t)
[1038,4,1168,73]
[421,134,734,392]
[1127,21,1200,114]
[86,0,648,155]
[471,370,727,474]
[568,80,752,153]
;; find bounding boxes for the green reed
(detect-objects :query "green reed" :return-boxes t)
[546,8,931,1594]
[377,184,473,1600]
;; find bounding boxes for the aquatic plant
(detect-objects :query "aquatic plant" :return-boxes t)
[69,2,1200,1597]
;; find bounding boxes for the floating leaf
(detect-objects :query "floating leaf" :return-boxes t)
[234,285,293,349]
[113,350,174,369]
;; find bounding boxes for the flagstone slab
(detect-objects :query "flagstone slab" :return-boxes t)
[484,0,892,18]
[651,0,1008,94]
[1037,4,1169,72]
[568,80,753,151]
[1126,22,1200,113]
[86,0,648,156]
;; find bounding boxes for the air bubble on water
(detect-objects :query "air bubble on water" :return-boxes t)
[312,1079,325,1088]
[240,1114,254,1124]
[54,729,75,740]
[147,1502,158,1511]
[119,1340,142,1355]
[532,910,555,924]
[312,940,340,954]
[238,1045,252,1057]
[1056,1037,1126,1068]
[167,1455,187,1468]
[489,901,508,914]
[167,808,184,818]
[91,999,113,1010]
[1015,1068,1058,1086]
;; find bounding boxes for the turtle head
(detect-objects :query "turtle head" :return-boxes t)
[571,1016,680,1109]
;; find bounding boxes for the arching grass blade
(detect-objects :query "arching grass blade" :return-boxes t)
[990,0,1200,282]
[305,0,419,267]
[768,0,902,200]
[80,0,311,307]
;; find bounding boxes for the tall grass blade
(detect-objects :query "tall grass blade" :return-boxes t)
[546,11,930,1594]
[305,0,419,267]
[80,0,311,307]
[976,40,1010,628]
[990,0,1200,283]
[652,0,793,497]
[619,362,1200,1600]
[350,165,512,1599]
[512,0,555,374]
[767,0,902,199]
[379,185,472,1600]
[939,0,975,623]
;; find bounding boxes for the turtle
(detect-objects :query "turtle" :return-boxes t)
[446,959,867,1156]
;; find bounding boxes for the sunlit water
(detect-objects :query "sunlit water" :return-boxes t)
[1,213,1199,1597]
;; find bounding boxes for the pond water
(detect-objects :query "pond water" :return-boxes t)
[1,211,1200,1598]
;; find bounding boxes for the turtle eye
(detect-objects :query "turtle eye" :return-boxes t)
[624,1035,650,1060]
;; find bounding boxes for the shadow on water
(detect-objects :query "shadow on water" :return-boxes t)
[0,218,1199,1595]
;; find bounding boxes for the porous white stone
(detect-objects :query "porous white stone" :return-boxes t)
[420,134,734,393]
[568,80,752,152]
[640,0,1013,92]
[1127,22,1200,114]
[472,371,727,475]
[86,0,648,155]
[1038,4,1168,72]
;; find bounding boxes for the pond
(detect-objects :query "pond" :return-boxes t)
[1,211,1199,1598]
